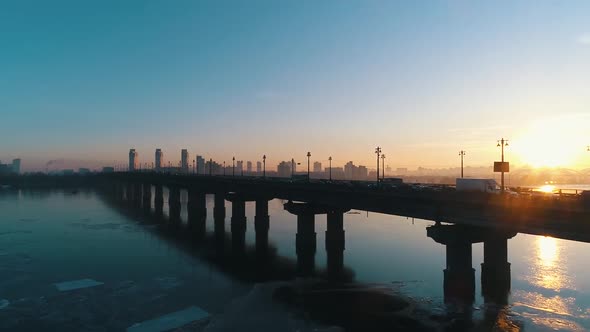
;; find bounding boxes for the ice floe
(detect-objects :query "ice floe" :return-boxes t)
[54,278,104,291]
[127,306,210,332]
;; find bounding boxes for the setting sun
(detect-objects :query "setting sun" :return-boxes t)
[513,116,589,168]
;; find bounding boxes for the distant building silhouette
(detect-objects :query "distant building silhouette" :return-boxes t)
[102,166,114,173]
[247,161,253,173]
[256,161,262,173]
[313,161,322,173]
[342,161,368,180]
[196,155,205,174]
[11,158,21,174]
[277,161,291,177]
[236,160,244,175]
[129,149,138,171]
[181,149,189,173]
[155,149,163,170]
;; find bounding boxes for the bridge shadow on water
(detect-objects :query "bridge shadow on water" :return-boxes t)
[99,183,527,332]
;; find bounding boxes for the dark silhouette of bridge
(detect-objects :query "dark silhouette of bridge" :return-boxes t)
[94,170,590,310]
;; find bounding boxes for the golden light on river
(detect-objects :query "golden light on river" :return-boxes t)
[531,236,573,291]
[538,236,557,268]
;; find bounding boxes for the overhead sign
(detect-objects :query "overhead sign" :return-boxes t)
[494,161,509,173]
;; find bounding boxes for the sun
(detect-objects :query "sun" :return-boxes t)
[512,116,588,168]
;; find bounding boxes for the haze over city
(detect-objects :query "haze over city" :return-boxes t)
[2,1,590,172]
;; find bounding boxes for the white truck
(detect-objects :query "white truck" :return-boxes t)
[456,178,501,194]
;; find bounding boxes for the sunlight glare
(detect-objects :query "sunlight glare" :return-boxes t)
[513,116,589,168]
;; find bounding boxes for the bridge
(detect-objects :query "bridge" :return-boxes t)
[3,171,590,306]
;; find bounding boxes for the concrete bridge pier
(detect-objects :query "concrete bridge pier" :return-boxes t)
[113,182,124,201]
[213,193,226,236]
[124,183,133,202]
[326,210,346,278]
[444,241,475,303]
[187,190,207,237]
[255,199,271,255]
[142,183,152,212]
[296,212,316,275]
[427,225,478,304]
[132,183,142,207]
[284,202,322,276]
[168,186,181,225]
[481,236,512,304]
[154,185,164,219]
[230,199,247,254]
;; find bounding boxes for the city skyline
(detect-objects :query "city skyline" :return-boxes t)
[2,1,590,170]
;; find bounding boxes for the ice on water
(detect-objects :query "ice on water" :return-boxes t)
[54,278,104,291]
[127,306,210,332]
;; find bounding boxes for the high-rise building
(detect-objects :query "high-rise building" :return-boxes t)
[196,155,205,174]
[155,149,163,170]
[11,158,21,174]
[181,149,189,173]
[256,161,262,173]
[129,149,138,171]
[344,161,355,180]
[313,161,322,173]
[277,161,291,177]
[236,160,244,175]
[291,158,296,174]
[246,161,253,173]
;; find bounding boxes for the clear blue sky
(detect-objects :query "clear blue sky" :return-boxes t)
[1,1,589,170]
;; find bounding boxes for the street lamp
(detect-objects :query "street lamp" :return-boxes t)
[328,156,332,181]
[232,157,235,177]
[381,154,386,180]
[192,159,195,174]
[209,158,212,176]
[223,161,226,176]
[291,158,295,177]
[459,150,466,178]
[306,152,311,181]
[497,138,509,194]
[375,146,382,182]
[263,155,266,178]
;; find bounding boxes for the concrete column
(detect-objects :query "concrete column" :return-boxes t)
[326,210,346,278]
[296,212,316,275]
[444,242,475,303]
[142,183,152,211]
[214,193,226,219]
[154,185,164,219]
[115,183,125,201]
[481,237,511,304]
[231,199,247,253]
[133,183,142,207]
[187,190,206,236]
[255,199,270,255]
[168,186,181,224]
[125,183,133,202]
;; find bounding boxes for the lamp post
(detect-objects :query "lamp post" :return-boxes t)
[263,155,266,178]
[223,161,226,176]
[306,152,311,181]
[291,158,295,177]
[375,147,382,182]
[497,138,509,194]
[459,150,466,178]
[328,156,332,181]
[192,159,195,174]
[381,154,386,180]
[209,158,212,176]
[232,157,235,177]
